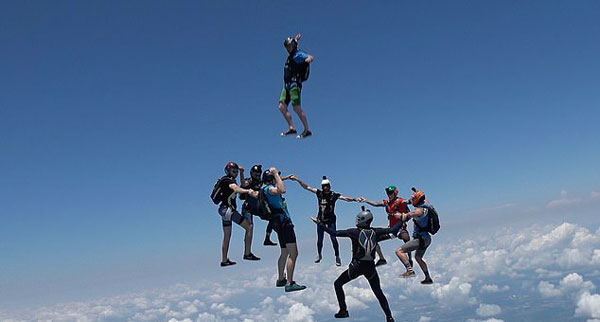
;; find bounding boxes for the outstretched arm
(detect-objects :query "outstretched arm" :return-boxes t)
[357,197,384,207]
[339,195,356,202]
[377,220,405,238]
[310,217,350,237]
[229,183,258,198]
[290,176,317,193]
[400,208,425,221]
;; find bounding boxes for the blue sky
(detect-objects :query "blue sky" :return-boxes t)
[1,0,600,318]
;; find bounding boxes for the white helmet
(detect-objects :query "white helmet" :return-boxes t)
[321,176,331,186]
[356,206,373,228]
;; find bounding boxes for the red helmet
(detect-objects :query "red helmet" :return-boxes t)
[224,162,239,176]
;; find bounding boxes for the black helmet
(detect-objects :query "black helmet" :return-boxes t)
[283,37,297,49]
[262,170,275,184]
[250,164,262,180]
[224,162,239,177]
[356,206,373,228]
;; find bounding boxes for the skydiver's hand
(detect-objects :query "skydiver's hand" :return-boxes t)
[356,197,365,203]
[401,213,409,221]
[269,167,278,174]
[249,190,259,198]
[310,216,320,224]
[294,34,302,42]
[239,166,245,172]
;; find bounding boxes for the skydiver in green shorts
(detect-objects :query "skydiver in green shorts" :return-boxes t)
[279,34,314,139]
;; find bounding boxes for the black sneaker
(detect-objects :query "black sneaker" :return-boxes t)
[220,259,236,267]
[334,310,349,318]
[285,282,307,292]
[281,129,297,136]
[276,278,287,287]
[243,253,260,261]
[296,130,312,139]
[375,259,387,267]
[263,239,277,246]
[421,277,433,285]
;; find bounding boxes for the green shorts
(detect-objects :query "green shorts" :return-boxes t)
[279,85,301,106]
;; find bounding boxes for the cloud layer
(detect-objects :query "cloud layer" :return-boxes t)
[2,222,599,322]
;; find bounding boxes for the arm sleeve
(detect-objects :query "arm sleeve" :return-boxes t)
[294,51,309,64]
[333,193,341,201]
[377,220,404,237]
[319,224,350,237]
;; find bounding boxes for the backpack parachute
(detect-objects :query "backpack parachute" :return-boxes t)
[210,177,226,205]
[418,205,440,235]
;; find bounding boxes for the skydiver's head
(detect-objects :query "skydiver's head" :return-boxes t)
[321,176,331,193]
[262,170,276,185]
[411,187,426,206]
[385,185,398,199]
[355,206,374,229]
[224,162,240,178]
[250,164,262,181]
[283,37,297,54]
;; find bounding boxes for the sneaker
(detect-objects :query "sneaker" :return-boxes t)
[296,130,312,139]
[334,310,349,318]
[375,259,387,267]
[335,256,342,266]
[243,253,260,261]
[263,238,277,246]
[281,129,297,136]
[220,259,236,267]
[421,277,433,284]
[314,254,322,263]
[285,282,307,292]
[400,270,416,278]
[276,278,287,287]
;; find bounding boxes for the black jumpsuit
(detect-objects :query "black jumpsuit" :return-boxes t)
[319,221,403,319]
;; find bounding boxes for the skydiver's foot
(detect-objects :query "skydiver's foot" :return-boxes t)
[400,269,416,278]
[281,128,297,136]
[285,282,306,292]
[421,277,433,284]
[386,316,395,322]
[314,254,322,263]
[220,259,236,267]
[276,278,287,287]
[263,238,277,246]
[297,130,312,139]
[243,253,260,261]
[375,259,387,267]
[335,256,342,266]
[334,310,349,318]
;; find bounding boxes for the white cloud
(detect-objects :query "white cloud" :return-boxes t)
[3,221,600,322]
[590,191,600,199]
[538,273,596,298]
[476,303,502,317]
[479,284,509,293]
[576,292,600,319]
[547,190,583,208]
[538,281,561,297]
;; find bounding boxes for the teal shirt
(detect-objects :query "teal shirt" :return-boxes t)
[263,185,291,220]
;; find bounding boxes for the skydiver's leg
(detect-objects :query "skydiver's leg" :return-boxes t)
[278,88,295,132]
[221,225,232,263]
[316,223,325,262]
[290,85,310,133]
[329,222,340,257]
[366,267,393,319]
[399,230,412,265]
[334,269,359,314]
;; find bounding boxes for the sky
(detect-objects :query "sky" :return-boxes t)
[1,0,600,320]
